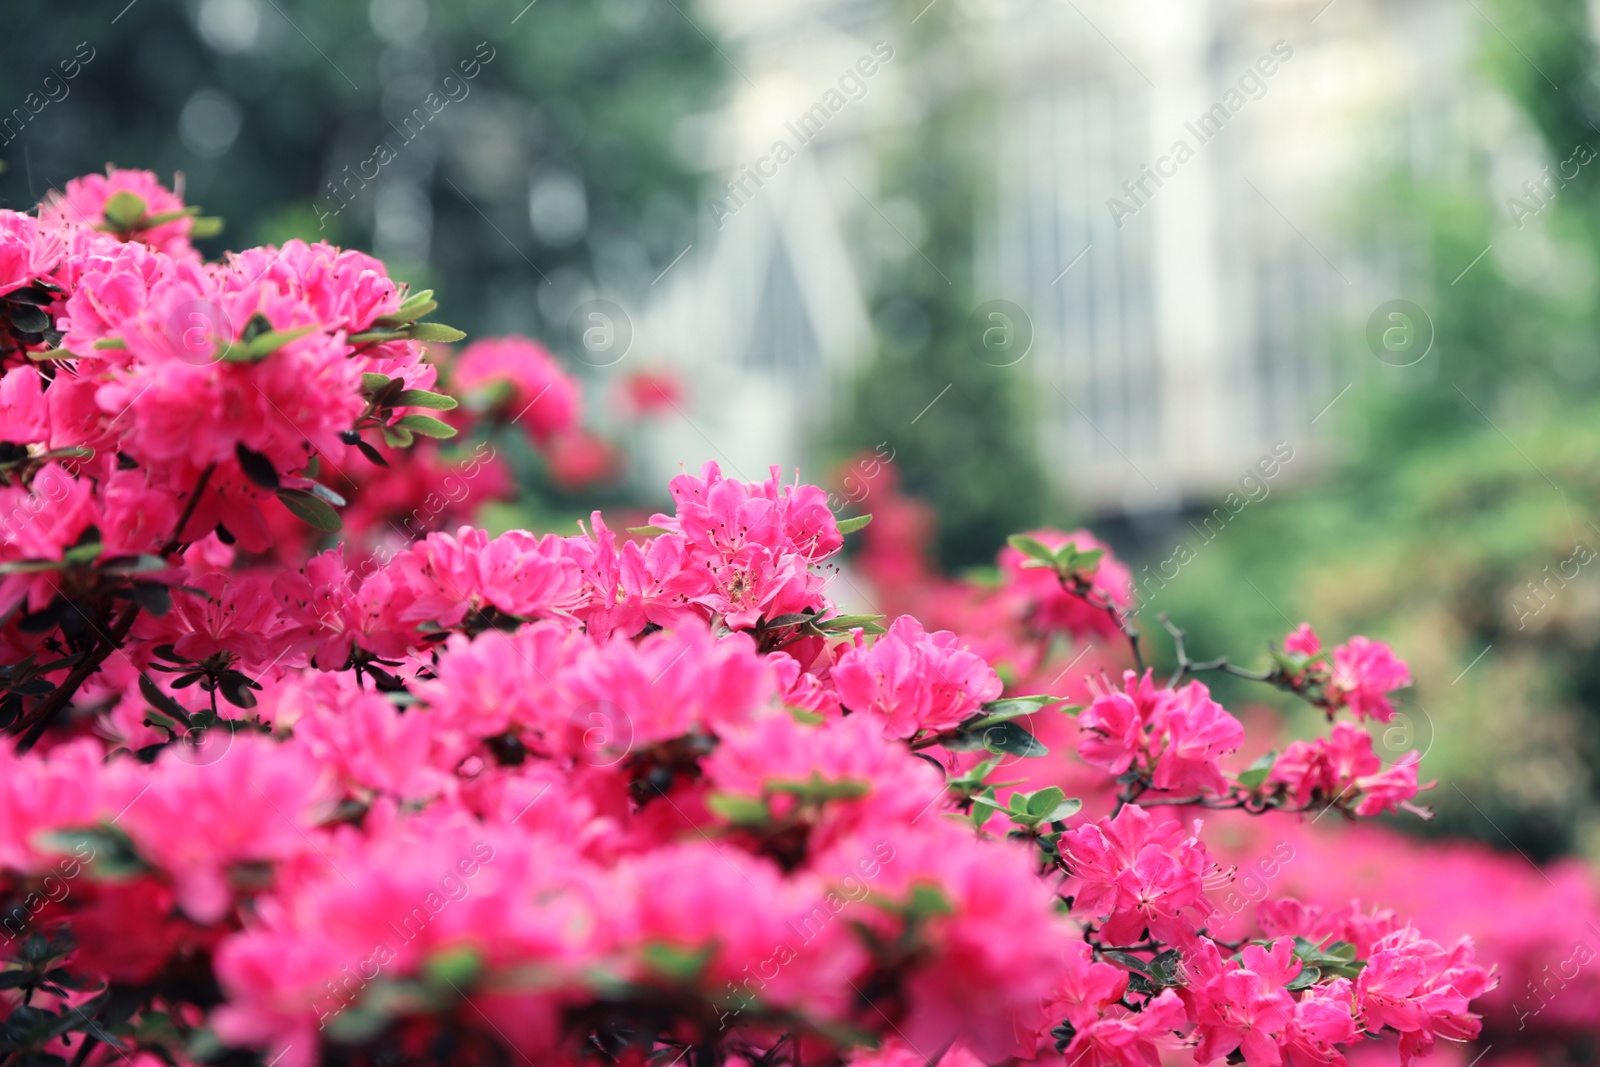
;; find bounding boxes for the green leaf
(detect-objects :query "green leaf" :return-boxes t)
[1007,533,1058,564]
[233,442,280,490]
[1101,950,1151,975]
[813,613,887,633]
[1238,750,1278,790]
[836,514,873,535]
[408,322,467,343]
[276,488,342,532]
[141,206,201,227]
[1322,941,1358,962]
[1149,948,1183,984]
[1040,796,1082,822]
[1058,546,1104,572]
[0,559,66,576]
[39,826,148,879]
[977,720,1048,758]
[394,389,459,410]
[382,425,415,449]
[786,706,825,725]
[96,554,167,575]
[361,372,393,392]
[395,289,437,317]
[102,191,148,229]
[641,942,712,981]
[227,323,319,362]
[1026,787,1066,819]
[188,216,225,239]
[705,793,770,825]
[355,440,390,468]
[395,414,458,439]
[969,694,1058,729]
[970,787,1002,829]
[125,581,172,615]
[626,525,670,536]
[138,673,192,726]
[62,540,103,565]
[92,338,127,350]
[767,773,872,801]
[905,883,953,918]
[422,946,483,989]
[350,329,408,345]
[1285,966,1321,992]
[307,482,347,507]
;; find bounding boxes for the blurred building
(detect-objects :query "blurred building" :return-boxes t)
[637,0,1472,513]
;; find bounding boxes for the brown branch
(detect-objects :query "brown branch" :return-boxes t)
[13,464,215,751]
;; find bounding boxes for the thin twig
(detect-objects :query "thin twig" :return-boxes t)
[15,464,216,750]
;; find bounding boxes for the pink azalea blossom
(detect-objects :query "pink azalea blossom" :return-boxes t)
[1328,636,1413,723]
[832,615,1002,739]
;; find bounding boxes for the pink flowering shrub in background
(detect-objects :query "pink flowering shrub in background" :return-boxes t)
[0,168,1517,1067]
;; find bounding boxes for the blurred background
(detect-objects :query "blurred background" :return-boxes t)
[8,0,1600,1052]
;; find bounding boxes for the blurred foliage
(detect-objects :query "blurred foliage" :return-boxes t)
[830,0,1052,569]
[0,0,726,531]
[1149,0,1600,863]
[0,0,721,341]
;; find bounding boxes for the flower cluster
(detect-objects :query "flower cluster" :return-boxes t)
[0,169,1495,1067]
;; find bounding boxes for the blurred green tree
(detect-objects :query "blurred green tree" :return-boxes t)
[830,0,1052,570]
[0,0,723,339]
[1148,0,1600,862]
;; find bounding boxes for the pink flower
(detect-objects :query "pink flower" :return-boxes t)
[613,843,866,1021]
[1281,978,1359,1067]
[452,336,580,443]
[703,710,943,831]
[831,615,1002,739]
[1189,938,1300,1067]
[545,428,618,490]
[1328,636,1412,723]
[651,462,845,564]
[618,368,683,415]
[1283,622,1322,658]
[1077,670,1163,777]
[997,528,1133,642]
[1356,927,1496,1064]
[1077,672,1243,798]
[283,671,443,800]
[41,167,199,260]
[113,736,338,923]
[1268,722,1432,817]
[826,823,1080,1060]
[1060,804,1213,946]
[1150,681,1244,795]
[0,209,62,296]
[387,526,581,627]
[1037,941,1130,1033]
[0,738,114,874]
[563,624,775,746]
[1257,897,1401,962]
[1059,988,1187,1067]
[0,366,52,445]
[412,624,579,754]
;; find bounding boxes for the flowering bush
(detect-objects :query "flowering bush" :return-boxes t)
[0,169,1496,1067]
